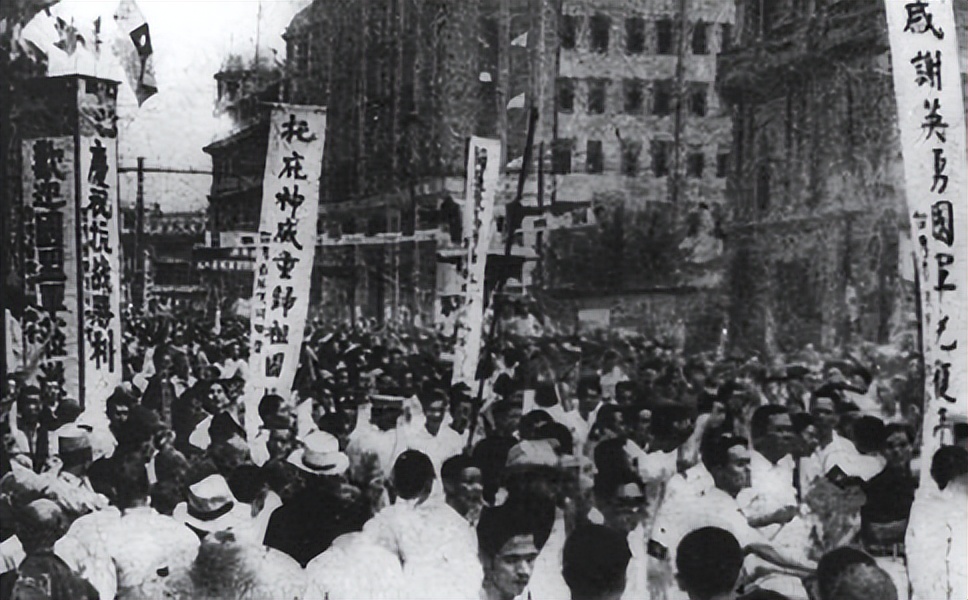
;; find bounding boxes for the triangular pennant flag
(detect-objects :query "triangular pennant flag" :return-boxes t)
[511,31,528,47]
[113,0,157,106]
[507,92,525,110]
[54,17,79,55]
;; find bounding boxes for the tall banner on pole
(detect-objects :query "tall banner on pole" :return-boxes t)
[884,0,967,485]
[247,104,325,425]
[452,136,502,387]
[19,76,122,420]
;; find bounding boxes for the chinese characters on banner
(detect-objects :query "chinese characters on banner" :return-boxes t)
[247,105,326,425]
[884,0,967,485]
[451,137,502,387]
[21,137,81,401]
[79,133,123,413]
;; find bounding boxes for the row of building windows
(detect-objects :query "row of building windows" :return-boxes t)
[557,78,711,117]
[550,139,730,179]
[560,15,732,56]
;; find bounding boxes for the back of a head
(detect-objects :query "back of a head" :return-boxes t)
[930,445,968,490]
[562,524,631,600]
[826,562,897,600]
[16,499,68,553]
[534,382,559,408]
[676,527,743,600]
[257,394,285,424]
[441,454,477,485]
[392,449,436,500]
[816,548,876,600]
[114,457,151,510]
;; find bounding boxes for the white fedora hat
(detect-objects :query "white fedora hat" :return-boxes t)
[173,474,251,533]
[286,431,349,476]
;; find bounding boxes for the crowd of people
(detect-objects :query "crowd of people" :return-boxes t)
[0,306,965,600]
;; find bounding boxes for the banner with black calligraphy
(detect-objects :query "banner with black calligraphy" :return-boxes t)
[451,136,502,387]
[884,0,967,484]
[21,137,81,402]
[247,105,325,417]
[79,133,123,414]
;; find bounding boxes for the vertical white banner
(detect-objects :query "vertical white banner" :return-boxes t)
[21,137,81,402]
[248,105,325,420]
[79,134,123,416]
[452,136,502,387]
[884,0,967,483]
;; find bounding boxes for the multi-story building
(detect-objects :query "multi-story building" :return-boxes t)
[716,0,967,356]
[120,207,207,309]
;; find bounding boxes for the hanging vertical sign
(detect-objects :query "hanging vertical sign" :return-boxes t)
[78,78,123,418]
[21,137,81,402]
[451,136,502,387]
[884,0,967,481]
[248,105,325,416]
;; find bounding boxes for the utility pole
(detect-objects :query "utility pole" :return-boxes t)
[117,160,213,312]
[134,157,145,310]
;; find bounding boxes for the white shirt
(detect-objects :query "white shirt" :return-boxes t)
[104,506,200,599]
[625,440,678,484]
[740,451,798,526]
[55,506,123,600]
[306,532,405,600]
[907,483,968,600]
[363,496,482,600]
[812,432,884,482]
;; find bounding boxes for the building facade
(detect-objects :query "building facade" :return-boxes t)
[716,0,923,356]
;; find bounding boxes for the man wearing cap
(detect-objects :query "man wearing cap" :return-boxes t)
[51,426,109,518]
[264,431,369,566]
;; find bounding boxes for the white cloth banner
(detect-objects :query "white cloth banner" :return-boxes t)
[20,136,81,400]
[884,0,967,481]
[79,133,123,417]
[451,136,502,387]
[247,105,326,421]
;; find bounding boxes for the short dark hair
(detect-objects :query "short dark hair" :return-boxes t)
[107,387,137,412]
[577,375,602,398]
[477,499,554,559]
[593,466,641,500]
[930,445,968,490]
[533,421,574,455]
[115,459,151,510]
[534,382,559,408]
[227,464,266,503]
[562,524,631,599]
[816,547,876,600]
[750,405,788,441]
[791,412,815,435]
[883,423,915,444]
[700,432,747,471]
[676,527,743,598]
[392,450,436,500]
[851,416,886,452]
[441,454,478,484]
[257,394,286,423]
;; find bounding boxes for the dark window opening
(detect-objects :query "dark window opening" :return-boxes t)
[689,85,707,116]
[624,79,644,114]
[692,22,708,54]
[561,15,579,49]
[651,140,670,177]
[656,19,674,55]
[687,153,705,178]
[552,140,573,174]
[653,80,672,116]
[588,79,607,114]
[756,164,771,212]
[716,153,730,178]
[721,23,732,51]
[626,17,645,54]
[590,14,610,53]
[621,140,642,176]
[557,78,575,113]
[586,140,604,173]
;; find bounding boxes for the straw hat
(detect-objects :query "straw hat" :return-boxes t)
[173,474,252,533]
[286,431,349,475]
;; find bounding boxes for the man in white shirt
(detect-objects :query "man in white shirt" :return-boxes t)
[807,393,883,487]
[649,433,815,600]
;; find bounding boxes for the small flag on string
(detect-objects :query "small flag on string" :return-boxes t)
[507,92,525,110]
[113,0,157,105]
[479,71,492,82]
[510,31,528,47]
